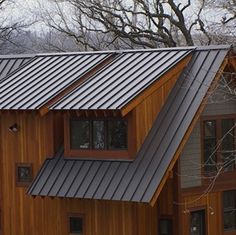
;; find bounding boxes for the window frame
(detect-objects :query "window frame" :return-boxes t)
[64,112,136,160]
[15,163,33,187]
[201,114,236,174]
[68,213,85,235]
[159,217,173,235]
[222,190,236,232]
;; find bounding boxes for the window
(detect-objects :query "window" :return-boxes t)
[159,219,172,235]
[223,190,236,231]
[16,163,33,186]
[69,215,84,235]
[190,210,206,235]
[70,119,128,151]
[202,117,235,173]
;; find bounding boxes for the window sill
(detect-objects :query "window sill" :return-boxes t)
[65,149,134,160]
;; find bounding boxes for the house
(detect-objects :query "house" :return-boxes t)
[0,45,235,235]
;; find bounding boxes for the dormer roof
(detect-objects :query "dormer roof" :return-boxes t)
[0,48,194,115]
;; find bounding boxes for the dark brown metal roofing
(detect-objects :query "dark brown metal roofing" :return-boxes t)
[0,52,113,109]
[27,45,230,203]
[0,55,33,81]
[50,48,193,110]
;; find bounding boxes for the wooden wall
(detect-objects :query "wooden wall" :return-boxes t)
[134,73,178,152]
[0,110,175,235]
[178,192,225,235]
[0,65,180,234]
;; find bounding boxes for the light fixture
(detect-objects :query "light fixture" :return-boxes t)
[9,123,18,132]
[209,206,215,215]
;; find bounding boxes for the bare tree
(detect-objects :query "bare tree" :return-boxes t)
[201,0,236,45]
[36,0,213,50]
[0,0,33,54]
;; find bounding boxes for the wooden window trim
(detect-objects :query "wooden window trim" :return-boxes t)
[15,163,33,187]
[68,213,85,235]
[64,111,136,160]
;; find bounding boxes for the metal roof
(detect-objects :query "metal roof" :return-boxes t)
[0,52,113,109]
[50,48,193,110]
[0,55,32,81]
[27,45,230,203]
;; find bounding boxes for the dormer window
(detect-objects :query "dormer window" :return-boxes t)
[64,112,135,160]
[70,119,127,150]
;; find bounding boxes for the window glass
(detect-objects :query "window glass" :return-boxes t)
[204,120,216,138]
[108,120,127,150]
[223,191,236,231]
[203,120,217,172]
[92,121,105,150]
[69,216,83,234]
[159,219,172,235]
[16,164,32,186]
[70,118,128,151]
[18,166,32,182]
[221,119,235,171]
[70,120,90,149]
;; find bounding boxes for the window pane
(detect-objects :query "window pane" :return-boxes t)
[223,191,236,231]
[203,120,217,172]
[224,191,236,210]
[93,121,105,150]
[204,120,216,138]
[204,138,217,172]
[221,119,235,171]
[108,120,127,150]
[159,219,172,235]
[190,210,206,235]
[224,212,236,231]
[70,120,90,149]
[17,166,32,182]
[70,217,83,234]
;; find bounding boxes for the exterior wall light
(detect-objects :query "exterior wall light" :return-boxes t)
[9,123,18,132]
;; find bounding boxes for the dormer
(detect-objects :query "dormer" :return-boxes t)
[48,48,194,160]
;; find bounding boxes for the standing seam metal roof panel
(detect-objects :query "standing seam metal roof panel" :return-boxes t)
[27,46,230,203]
[50,48,194,110]
[0,52,114,109]
[0,55,33,81]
